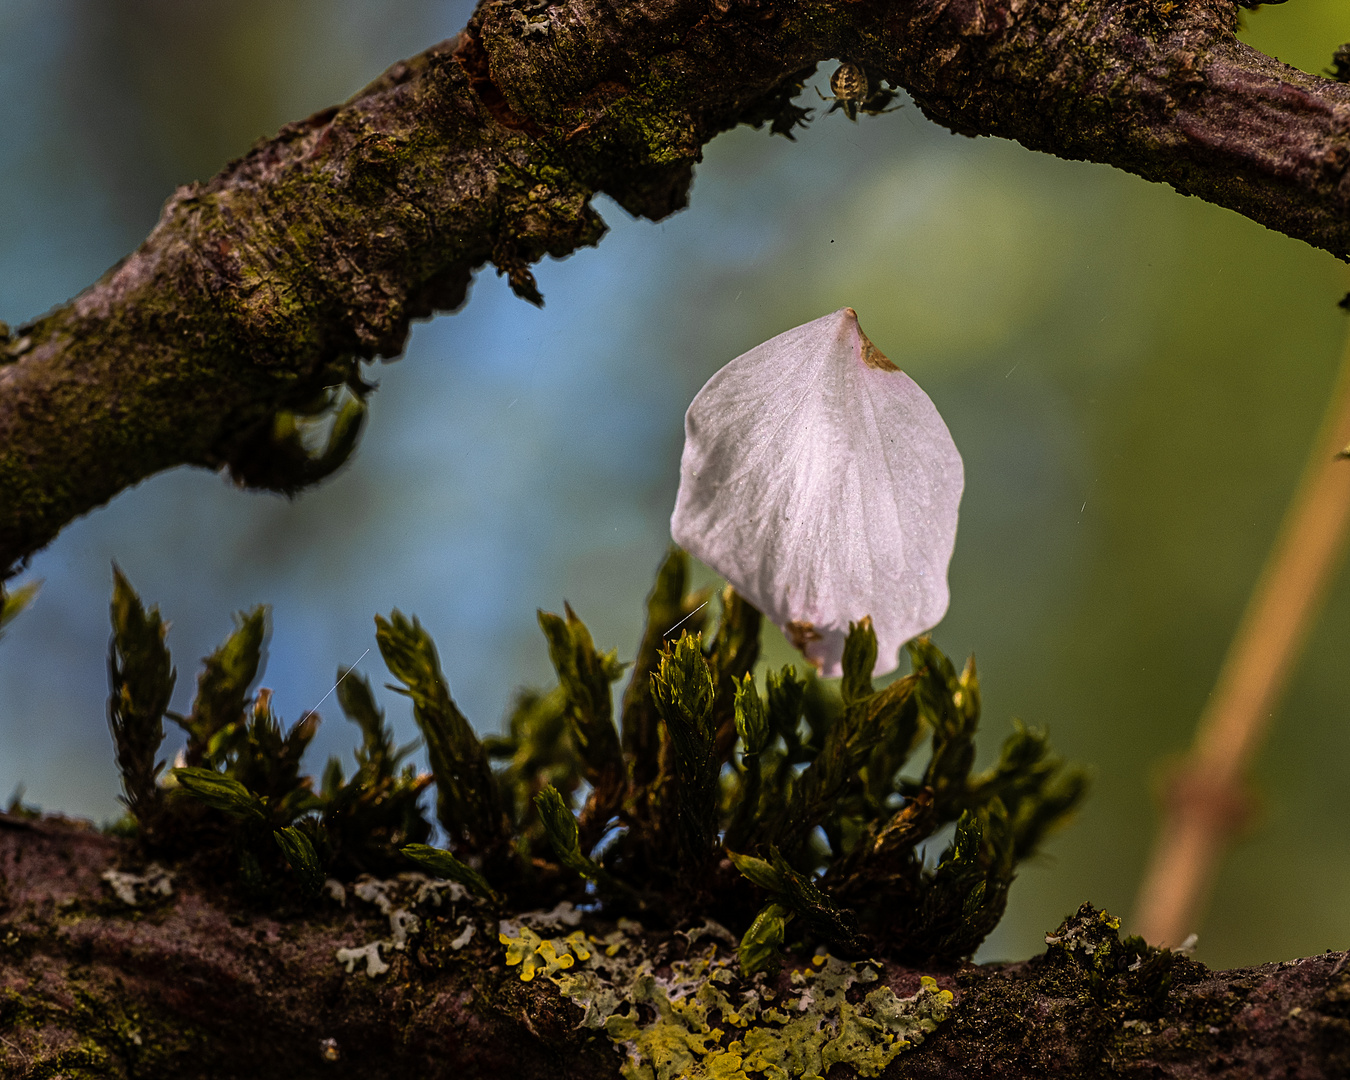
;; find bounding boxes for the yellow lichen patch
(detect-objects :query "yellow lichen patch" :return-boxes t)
[499,926,594,982]
[506,918,955,1080]
[500,920,954,1078]
[605,989,725,1080]
[554,968,627,1029]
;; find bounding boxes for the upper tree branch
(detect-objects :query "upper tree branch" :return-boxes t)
[3,0,1348,576]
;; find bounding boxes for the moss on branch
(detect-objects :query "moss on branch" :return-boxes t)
[1,813,1346,1079]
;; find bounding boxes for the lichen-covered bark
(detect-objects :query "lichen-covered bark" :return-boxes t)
[2,812,1347,1079]
[3,0,1350,576]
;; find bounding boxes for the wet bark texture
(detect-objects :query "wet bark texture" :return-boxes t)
[1,813,1348,1079]
[3,0,1350,576]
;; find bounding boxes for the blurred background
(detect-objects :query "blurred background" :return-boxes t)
[2,0,1348,969]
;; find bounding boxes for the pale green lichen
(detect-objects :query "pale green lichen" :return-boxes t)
[498,905,599,981]
[336,941,389,978]
[101,863,174,906]
[335,872,478,978]
[503,919,954,1080]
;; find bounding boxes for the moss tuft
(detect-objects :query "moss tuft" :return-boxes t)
[98,550,1086,992]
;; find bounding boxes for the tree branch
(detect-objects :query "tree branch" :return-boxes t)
[1,813,1346,1079]
[3,0,1349,576]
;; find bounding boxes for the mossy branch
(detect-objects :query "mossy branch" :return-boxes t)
[6,0,1350,575]
[8,557,1326,1076]
[1,818,1346,1080]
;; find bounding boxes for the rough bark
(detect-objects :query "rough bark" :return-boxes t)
[1,812,1347,1080]
[3,0,1350,576]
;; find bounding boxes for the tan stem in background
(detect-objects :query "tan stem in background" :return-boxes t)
[1132,319,1350,947]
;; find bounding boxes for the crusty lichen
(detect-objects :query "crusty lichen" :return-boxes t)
[501,913,955,1080]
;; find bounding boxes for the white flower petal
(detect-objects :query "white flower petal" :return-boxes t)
[670,307,963,677]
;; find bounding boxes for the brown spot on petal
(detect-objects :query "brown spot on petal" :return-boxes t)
[785,620,825,672]
[843,309,898,371]
[857,327,897,372]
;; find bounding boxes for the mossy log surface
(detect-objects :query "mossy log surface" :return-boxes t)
[3,0,1350,575]
[1,813,1346,1080]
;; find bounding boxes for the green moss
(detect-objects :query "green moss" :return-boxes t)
[101,550,1084,1006]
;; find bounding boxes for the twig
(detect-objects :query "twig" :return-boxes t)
[1132,316,1350,946]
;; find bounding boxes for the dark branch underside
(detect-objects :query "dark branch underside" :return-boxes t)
[3,0,1349,575]
[1,814,1347,1079]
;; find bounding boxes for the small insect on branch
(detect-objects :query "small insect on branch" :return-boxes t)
[823,61,901,122]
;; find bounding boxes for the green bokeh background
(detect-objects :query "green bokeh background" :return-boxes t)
[1,1,1347,970]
